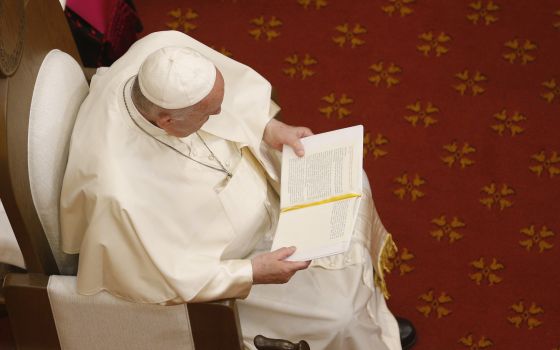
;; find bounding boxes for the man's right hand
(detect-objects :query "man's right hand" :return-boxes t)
[251,247,311,284]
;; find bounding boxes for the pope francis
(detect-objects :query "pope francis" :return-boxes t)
[60,30,406,350]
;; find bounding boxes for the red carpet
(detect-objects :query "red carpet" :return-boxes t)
[135,1,560,349]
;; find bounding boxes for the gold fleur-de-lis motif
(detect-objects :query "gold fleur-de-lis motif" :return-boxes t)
[417,289,453,318]
[467,1,499,25]
[166,8,198,33]
[541,78,560,103]
[369,61,402,88]
[417,32,451,57]
[520,225,555,253]
[431,215,466,243]
[211,46,233,58]
[492,110,525,136]
[381,0,415,17]
[297,0,327,10]
[332,23,366,48]
[469,257,504,286]
[554,10,560,30]
[459,333,494,349]
[529,150,560,178]
[386,247,415,275]
[479,183,514,210]
[441,141,476,168]
[503,39,537,64]
[249,16,282,41]
[405,101,439,127]
[318,93,353,119]
[364,133,389,159]
[507,300,544,329]
[283,54,317,79]
[454,70,487,96]
[394,173,425,201]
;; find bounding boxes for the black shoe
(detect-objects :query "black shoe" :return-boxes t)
[397,317,417,350]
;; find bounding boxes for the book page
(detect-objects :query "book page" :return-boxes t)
[281,125,363,208]
[271,197,361,261]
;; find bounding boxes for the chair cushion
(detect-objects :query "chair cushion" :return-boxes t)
[28,49,88,274]
[47,275,195,350]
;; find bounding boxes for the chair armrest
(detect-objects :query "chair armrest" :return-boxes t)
[2,272,61,349]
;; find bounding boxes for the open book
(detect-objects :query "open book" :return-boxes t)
[271,125,363,261]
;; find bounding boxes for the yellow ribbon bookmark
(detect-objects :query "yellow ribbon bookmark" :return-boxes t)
[280,193,362,213]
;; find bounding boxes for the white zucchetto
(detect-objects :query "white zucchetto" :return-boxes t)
[138,46,216,109]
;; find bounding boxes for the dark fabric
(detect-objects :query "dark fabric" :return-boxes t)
[65,0,142,67]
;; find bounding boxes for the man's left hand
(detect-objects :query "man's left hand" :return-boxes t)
[263,119,313,157]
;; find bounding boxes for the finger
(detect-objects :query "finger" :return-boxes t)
[272,246,296,259]
[289,137,306,157]
[297,127,314,137]
[289,260,311,271]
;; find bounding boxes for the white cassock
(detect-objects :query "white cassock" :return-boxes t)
[60,30,401,349]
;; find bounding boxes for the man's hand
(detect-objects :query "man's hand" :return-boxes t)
[263,119,313,157]
[251,247,311,284]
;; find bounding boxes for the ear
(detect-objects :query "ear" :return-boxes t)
[155,114,174,131]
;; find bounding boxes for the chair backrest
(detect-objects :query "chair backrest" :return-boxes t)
[0,0,84,275]
[28,49,88,274]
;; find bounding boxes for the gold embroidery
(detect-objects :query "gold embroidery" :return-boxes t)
[405,101,439,127]
[467,1,499,25]
[459,334,494,349]
[454,70,487,96]
[249,16,282,41]
[283,54,317,79]
[441,141,476,168]
[364,133,389,159]
[375,234,397,299]
[297,0,327,10]
[469,257,504,285]
[417,289,453,318]
[492,110,525,136]
[503,38,537,64]
[332,23,366,48]
[369,61,402,88]
[480,183,515,210]
[381,0,415,17]
[541,78,560,103]
[529,150,560,178]
[519,225,555,253]
[417,32,451,57]
[431,215,466,243]
[166,8,198,33]
[319,93,353,119]
[507,300,544,329]
[386,247,415,276]
[394,173,426,201]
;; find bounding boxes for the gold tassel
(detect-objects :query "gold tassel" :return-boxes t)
[375,233,398,299]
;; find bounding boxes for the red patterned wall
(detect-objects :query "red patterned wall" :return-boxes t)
[136,1,560,349]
